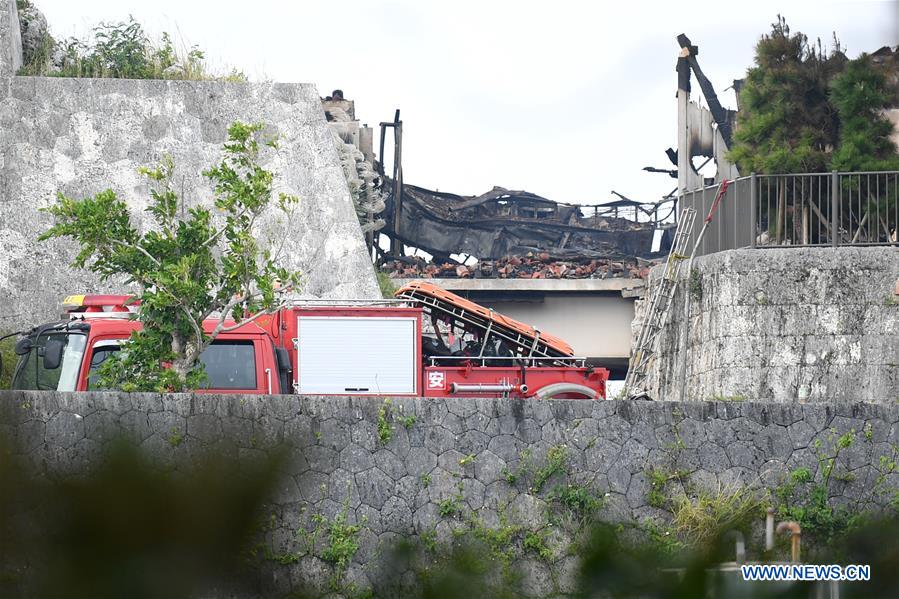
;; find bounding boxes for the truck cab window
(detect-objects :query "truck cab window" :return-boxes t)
[85,340,257,390]
[87,343,121,390]
[200,341,257,389]
[12,333,86,392]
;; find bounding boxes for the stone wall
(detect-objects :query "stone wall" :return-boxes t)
[0,0,21,76]
[0,1,379,333]
[2,390,898,596]
[639,247,899,403]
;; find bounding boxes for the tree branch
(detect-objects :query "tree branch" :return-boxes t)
[112,239,161,267]
[218,305,281,333]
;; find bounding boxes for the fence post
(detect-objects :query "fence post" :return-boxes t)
[749,172,757,249]
[831,170,839,247]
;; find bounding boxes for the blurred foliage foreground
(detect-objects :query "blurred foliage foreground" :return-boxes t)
[2,426,899,599]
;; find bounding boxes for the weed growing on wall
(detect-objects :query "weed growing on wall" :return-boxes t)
[772,427,899,555]
[671,484,766,547]
[0,335,17,389]
[377,399,393,445]
[318,507,366,590]
[639,411,770,556]
[18,13,246,81]
[532,445,568,493]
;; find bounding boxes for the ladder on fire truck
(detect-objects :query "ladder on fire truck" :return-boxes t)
[396,281,580,367]
[624,207,696,399]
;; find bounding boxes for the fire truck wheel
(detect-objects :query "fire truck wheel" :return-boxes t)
[532,383,600,400]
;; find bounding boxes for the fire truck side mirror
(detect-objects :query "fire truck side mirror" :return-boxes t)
[42,338,65,370]
[15,338,33,355]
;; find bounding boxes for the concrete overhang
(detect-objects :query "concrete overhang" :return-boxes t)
[395,278,645,297]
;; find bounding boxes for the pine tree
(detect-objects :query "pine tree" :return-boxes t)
[728,16,845,174]
[830,55,899,171]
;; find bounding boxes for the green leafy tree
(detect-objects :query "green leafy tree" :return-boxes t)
[39,122,300,391]
[728,16,845,174]
[831,54,899,171]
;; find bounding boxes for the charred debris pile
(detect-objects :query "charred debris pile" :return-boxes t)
[382,254,652,280]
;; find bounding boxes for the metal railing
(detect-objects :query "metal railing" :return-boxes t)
[680,171,899,256]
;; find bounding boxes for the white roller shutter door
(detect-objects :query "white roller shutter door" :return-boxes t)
[297,316,417,394]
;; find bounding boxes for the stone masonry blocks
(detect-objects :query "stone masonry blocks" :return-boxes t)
[2,390,899,596]
[0,74,380,333]
[640,247,899,404]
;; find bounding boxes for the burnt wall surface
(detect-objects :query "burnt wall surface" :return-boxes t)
[2,391,899,596]
[639,247,899,403]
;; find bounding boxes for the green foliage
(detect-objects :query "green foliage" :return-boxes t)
[708,394,747,402]
[39,122,299,392]
[791,466,812,484]
[167,428,183,448]
[438,497,463,518]
[645,466,672,509]
[670,484,766,548]
[0,434,286,598]
[771,428,890,553]
[458,453,476,467]
[730,17,899,176]
[729,17,844,174]
[420,473,432,488]
[875,446,899,495]
[549,483,605,517]
[420,528,438,554]
[316,507,365,590]
[399,413,417,429]
[438,481,467,519]
[377,399,393,445]
[532,444,567,492]
[20,15,246,81]
[831,55,899,172]
[639,519,683,556]
[523,530,553,561]
[501,466,518,485]
[0,335,16,389]
[377,271,398,299]
[645,466,688,510]
[468,512,521,570]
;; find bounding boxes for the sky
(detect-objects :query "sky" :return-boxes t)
[35,0,899,207]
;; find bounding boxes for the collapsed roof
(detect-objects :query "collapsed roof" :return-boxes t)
[381,182,673,262]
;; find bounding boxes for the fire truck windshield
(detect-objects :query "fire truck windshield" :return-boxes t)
[12,332,87,392]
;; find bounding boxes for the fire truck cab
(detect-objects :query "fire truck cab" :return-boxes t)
[10,295,287,394]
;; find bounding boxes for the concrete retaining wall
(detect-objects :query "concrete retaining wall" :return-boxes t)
[2,391,898,596]
[639,247,899,403]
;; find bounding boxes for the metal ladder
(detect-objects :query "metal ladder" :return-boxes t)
[397,288,577,366]
[624,207,697,399]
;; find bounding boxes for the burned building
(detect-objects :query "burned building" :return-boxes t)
[381,183,673,266]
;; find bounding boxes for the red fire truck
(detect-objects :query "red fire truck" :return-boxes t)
[8,282,608,399]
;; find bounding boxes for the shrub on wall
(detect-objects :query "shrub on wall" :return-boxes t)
[17,7,246,82]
